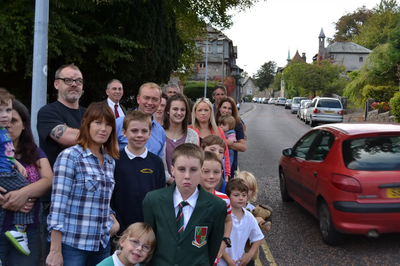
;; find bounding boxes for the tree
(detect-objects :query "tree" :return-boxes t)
[330,6,373,43]
[272,72,282,91]
[254,61,276,91]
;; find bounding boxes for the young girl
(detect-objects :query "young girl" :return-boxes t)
[97,223,156,266]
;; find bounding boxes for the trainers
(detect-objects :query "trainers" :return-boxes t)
[5,230,30,256]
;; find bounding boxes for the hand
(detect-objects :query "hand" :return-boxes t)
[226,139,234,146]
[218,242,227,258]
[0,186,7,205]
[236,252,252,266]
[225,175,230,183]
[227,259,236,266]
[109,216,120,237]
[46,251,63,266]
[2,190,34,211]
[255,217,265,224]
[14,162,27,177]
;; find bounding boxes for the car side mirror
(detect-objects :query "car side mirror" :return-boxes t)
[282,148,292,157]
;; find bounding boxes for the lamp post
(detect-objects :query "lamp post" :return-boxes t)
[218,37,226,85]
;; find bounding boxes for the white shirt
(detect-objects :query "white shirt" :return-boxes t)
[173,187,199,231]
[218,208,264,266]
[107,98,125,118]
[124,146,148,160]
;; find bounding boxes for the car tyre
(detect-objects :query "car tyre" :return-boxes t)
[310,116,316,127]
[279,170,293,202]
[318,200,345,246]
[304,116,309,124]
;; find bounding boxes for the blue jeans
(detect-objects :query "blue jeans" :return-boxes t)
[62,242,110,266]
[0,226,41,266]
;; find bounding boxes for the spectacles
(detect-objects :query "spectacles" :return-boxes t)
[57,78,84,86]
[127,238,151,253]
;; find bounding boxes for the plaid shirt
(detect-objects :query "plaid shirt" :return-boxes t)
[48,144,116,251]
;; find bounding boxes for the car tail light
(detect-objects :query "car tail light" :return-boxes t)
[313,108,321,114]
[337,110,344,115]
[330,174,362,193]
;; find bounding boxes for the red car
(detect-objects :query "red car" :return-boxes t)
[279,123,400,245]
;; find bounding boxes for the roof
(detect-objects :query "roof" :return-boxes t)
[319,28,325,38]
[326,42,372,54]
[319,123,400,135]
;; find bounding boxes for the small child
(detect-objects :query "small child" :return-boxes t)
[217,115,237,168]
[201,135,228,192]
[97,222,156,266]
[0,88,31,256]
[142,143,226,266]
[218,178,264,266]
[199,151,233,264]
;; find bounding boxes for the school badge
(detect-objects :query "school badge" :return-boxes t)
[192,226,208,248]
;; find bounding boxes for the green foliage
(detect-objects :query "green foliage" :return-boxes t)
[389,92,400,122]
[255,61,277,91]
[362,85,398,102]
[183,81,218,101]
[272,72,282,91]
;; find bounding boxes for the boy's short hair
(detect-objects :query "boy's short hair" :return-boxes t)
[0,88,15,105]
[172,143,204,167]
[217,114,236,130]
[123,110,152,131]
[200,135,226,152]
[225,178,249,197]
[235,171,258,202]
[204,151,223,169]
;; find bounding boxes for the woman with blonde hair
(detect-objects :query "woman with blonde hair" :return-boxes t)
[189,98,231,182]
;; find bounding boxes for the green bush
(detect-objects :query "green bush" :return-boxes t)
[362,85,398,102]
[183,81,218,102]
[389,92,400,123]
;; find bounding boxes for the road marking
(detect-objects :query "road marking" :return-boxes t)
[240,104,257,118]
[256,239,277,266]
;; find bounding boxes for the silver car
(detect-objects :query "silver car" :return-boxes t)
[297,100,311,120]
[291,97,309,114]
[304,97,343,127]
[276,97,286,106]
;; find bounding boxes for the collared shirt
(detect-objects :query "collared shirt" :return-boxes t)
[124,146,148,160]
[47,144,116,251]
[116,117,165,158]
[173,187,199,231]
[107,98,125,118]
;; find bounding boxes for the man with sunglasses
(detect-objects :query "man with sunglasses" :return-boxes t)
[37,64,87,261]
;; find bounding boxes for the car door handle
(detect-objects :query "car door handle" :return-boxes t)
[314,172,317,177]
[297,167,300,171]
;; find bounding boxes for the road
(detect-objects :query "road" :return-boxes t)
[237,102,400,266]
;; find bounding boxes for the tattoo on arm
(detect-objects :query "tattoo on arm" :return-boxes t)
[51,125,67,140]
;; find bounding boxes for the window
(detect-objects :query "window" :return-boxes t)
[359,57,363,62]
[308,131,335,161]
[198,63,205,68]
[217,45,223,54]
[317,99,342,108]
[330,54,334,59]
[292,130,320,159]
[202,42,212,53]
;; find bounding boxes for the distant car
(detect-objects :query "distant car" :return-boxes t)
[291,97,309,114]
[276,97,286,106]
[257,98,262,103]
[285,99,293,109]
[304,97,343,127]
[279,123,400,245]
[298,100,311,120]
[236,103,240,110]
[300,102,311,121]
[252,97,258,103]
[262,98,269,104]
[268,98,276,104]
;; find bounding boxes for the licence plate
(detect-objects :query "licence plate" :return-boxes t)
[386,187,400,198]
[324,111,334,114]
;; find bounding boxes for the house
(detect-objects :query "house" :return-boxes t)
[241,77,260,96]
[317,28,372,71]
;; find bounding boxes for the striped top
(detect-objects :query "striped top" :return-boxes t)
[213,190,232,216]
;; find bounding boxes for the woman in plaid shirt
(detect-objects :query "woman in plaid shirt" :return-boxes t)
[46,102,120,266]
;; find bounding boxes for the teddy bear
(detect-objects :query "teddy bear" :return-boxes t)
[251,204,272,232]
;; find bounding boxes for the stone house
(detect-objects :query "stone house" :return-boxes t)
[241,77,260,96]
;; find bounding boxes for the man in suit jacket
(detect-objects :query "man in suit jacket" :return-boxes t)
[105,79,127,118]
[143,144,227,266]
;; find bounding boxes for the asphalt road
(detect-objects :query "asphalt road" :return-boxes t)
[237,102,400,266]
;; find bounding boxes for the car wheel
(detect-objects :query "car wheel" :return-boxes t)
[279,170,293,202]
[318,201,345,246]
[304,115,309,124]
[310,116,316,127]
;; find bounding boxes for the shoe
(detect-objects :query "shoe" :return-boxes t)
[5,230,30,256]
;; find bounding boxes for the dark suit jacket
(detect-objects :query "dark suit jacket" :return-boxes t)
[102,99,127,115]
[143,184,227,266]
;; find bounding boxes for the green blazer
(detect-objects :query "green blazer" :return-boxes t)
[143,184,227,266]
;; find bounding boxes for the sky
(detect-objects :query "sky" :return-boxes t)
[224,0,381,76]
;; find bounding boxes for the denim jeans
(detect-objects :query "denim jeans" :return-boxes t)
[0,226,41,266]
[62,242,110,266]
[40,202,50,266]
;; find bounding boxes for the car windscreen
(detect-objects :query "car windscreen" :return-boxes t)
[317,100,342,108]
[342,135,400,171]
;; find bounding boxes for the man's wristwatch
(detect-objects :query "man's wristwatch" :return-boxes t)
[222,237,232,248]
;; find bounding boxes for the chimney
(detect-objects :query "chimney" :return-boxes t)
[302,53,306,62]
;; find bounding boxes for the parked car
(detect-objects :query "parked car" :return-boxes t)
[276,97,286,106]
[257,98,262,103]
[285,99,293,109]
[305,97,343,127]
[252,97,258,103]
[297,100,311,120]
[262,98,269,104]
[268,98,276,104]
[291,97,309,114]
[279,123,400,245]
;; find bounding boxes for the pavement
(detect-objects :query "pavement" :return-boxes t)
[343,110,364,122]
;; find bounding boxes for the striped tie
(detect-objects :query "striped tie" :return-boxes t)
[176,201,189,233]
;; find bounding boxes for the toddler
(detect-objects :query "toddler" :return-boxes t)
[217,115,236,168]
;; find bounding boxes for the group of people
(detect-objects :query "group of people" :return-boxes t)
[0,63,269,266]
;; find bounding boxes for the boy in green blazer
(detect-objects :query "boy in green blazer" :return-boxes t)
[143,143,227,266]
